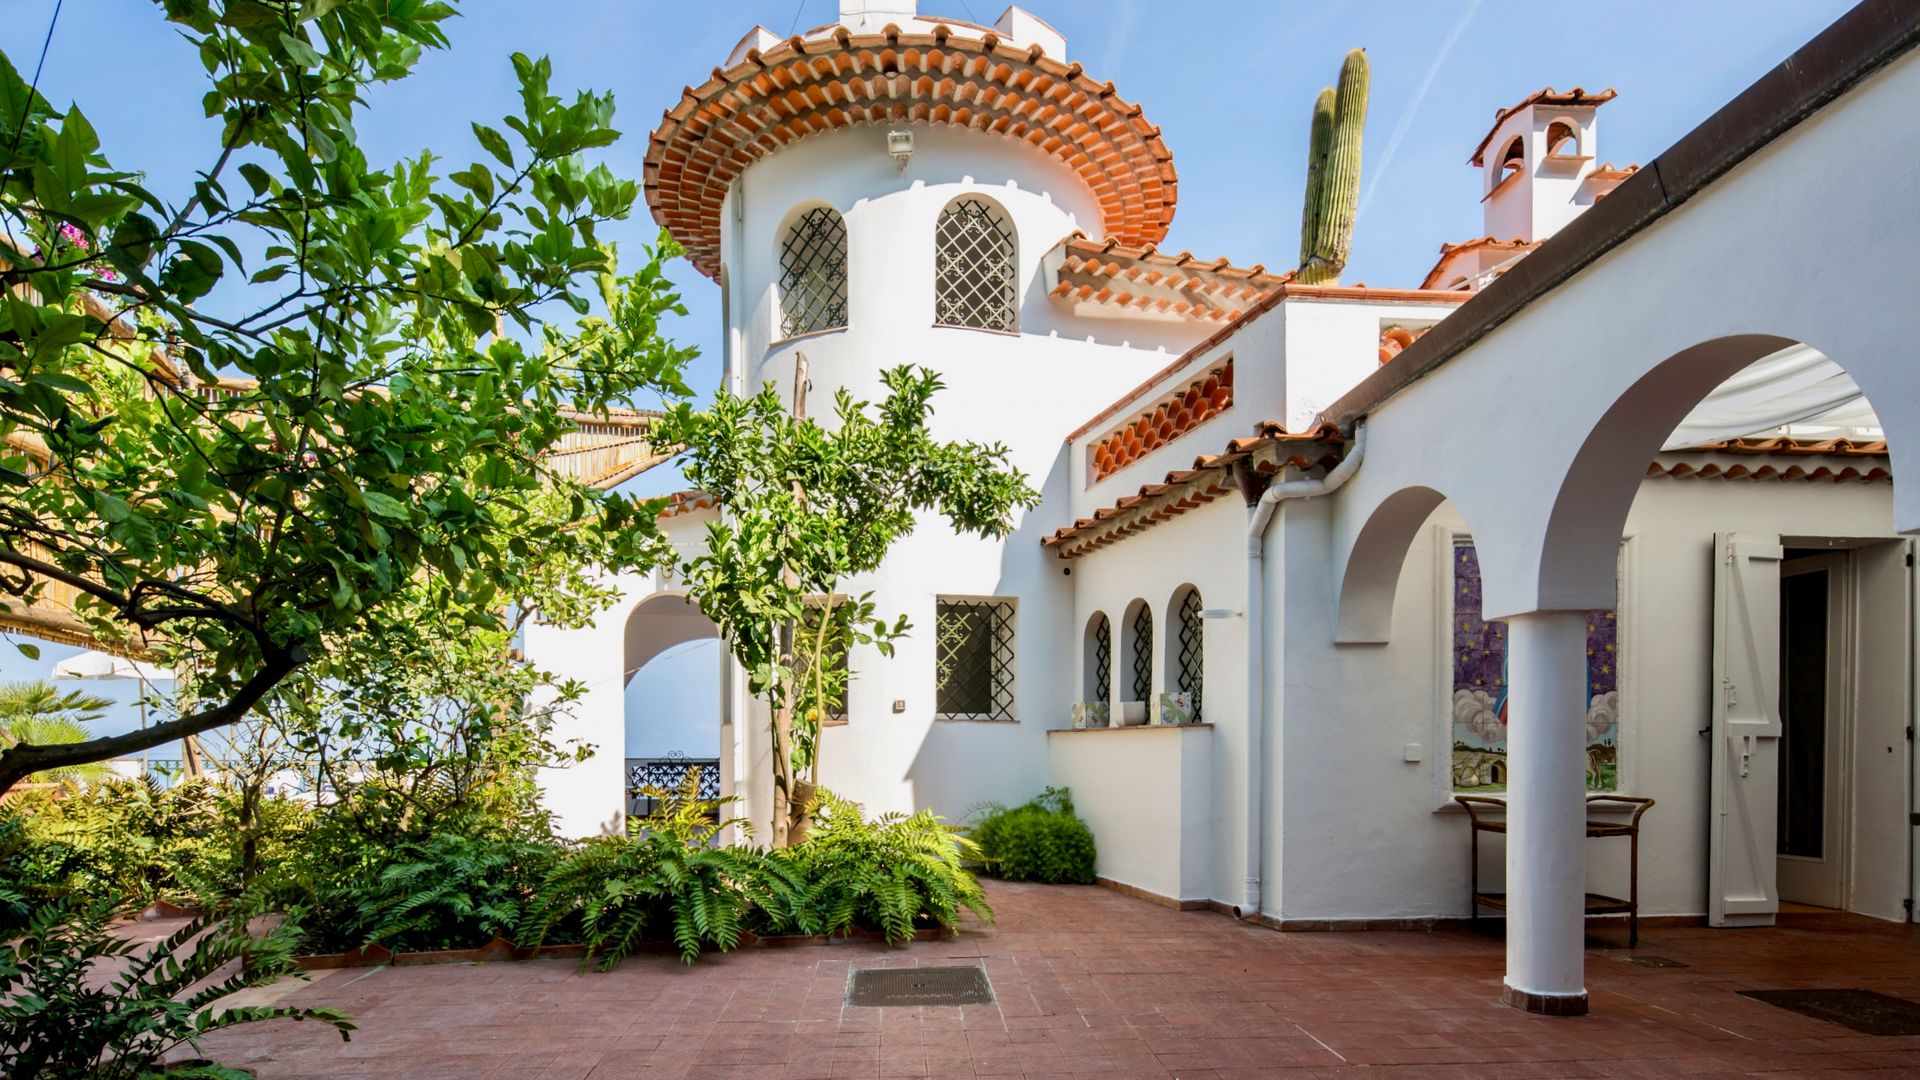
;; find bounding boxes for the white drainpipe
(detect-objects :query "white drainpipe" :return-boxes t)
[1237,421,1367,920]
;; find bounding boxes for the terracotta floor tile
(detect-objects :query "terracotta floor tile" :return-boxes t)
[172,883,1917,1079]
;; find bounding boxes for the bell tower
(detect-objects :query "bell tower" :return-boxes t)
[1471,88,1618,243]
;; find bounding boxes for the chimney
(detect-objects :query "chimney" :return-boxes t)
[839,0,918,33]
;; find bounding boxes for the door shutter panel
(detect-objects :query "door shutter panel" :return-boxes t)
[1710,533,1783,927]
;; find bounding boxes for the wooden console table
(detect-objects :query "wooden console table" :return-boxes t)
[1456,794,1656,946]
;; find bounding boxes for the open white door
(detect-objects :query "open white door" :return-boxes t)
[1850,541,1913,921]
[1710,533,1784,927]
[1912,541,1920,923]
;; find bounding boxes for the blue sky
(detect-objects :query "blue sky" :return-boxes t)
[0,0,1857,751]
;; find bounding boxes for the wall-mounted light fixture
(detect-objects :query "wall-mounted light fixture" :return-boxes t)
[1199,608,1242,619]
[886,129,914,170]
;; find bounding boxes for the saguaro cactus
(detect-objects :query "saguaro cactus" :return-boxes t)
[1297,88,1336,273]
[1297,49,1370,285]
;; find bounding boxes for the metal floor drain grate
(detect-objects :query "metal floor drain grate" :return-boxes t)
[847,965,994,1007]
[1739,989,1920,1036]
[1619,955,1689,968]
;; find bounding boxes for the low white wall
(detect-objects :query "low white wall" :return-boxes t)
[1064,496,1246,904]
[1048,725,1214,901]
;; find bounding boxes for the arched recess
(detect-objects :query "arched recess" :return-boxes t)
[1082,611,1111,704]
[1535,334,1893,608]
[623,592,716,680]
[775,202,848,340]
[934,194,1018,332]
[622,592,723,817]
[1496,135,1526,183]
[1336,485,1453,644]
[1545,119,1579,156]
[1168,585,1204,721]
[1121,598,1153,704]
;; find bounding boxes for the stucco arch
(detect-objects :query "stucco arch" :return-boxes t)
[1120,597,1153,703]
[1335,50,1920,619]
[1081,610,1110,702]
[622,591,717,684]
[1335,485,1453,644]
[1535,336,1838,607]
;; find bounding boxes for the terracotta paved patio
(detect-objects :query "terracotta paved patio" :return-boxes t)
[179,881,1920,1078]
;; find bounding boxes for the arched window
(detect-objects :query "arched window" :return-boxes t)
[933,195,1017,332]
[1545,120,1578,157]
[1083,612,1111,702]
[1124,599,1153,702]
[1498,136,1525,182]
[1172,586,1203,721]
[778,206,848,339]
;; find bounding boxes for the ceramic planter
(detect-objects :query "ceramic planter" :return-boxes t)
[1070,701,1111,729]
[1155,691,1196,725]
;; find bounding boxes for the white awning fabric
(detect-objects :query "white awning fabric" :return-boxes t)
[1666,344,1881,450]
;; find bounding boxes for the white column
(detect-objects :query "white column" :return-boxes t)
[1502,610,1590,1015]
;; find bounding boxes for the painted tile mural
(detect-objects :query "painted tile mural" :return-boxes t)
[1451,540,1619,792]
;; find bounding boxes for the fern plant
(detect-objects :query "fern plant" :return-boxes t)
[783,790,991,944]
[520,769,783,968]
[350,831,558,953]
[0,898,352,1079]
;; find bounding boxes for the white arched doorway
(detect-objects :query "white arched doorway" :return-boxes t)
[622,593,723,821]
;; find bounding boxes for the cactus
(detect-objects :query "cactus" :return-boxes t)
[1297,88,1336,271]
[1297,48,1370,285]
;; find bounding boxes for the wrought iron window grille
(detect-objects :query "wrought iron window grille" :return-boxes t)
[1176,589,1204,720]
[936,598,1016,720]
[1092,614,1111,702]
[933,197,1018,332]
[1130,604,1153,702]
[627,752,721,819]
[778,207,849,339]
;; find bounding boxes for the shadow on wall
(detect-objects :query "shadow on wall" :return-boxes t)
[900,438,1072,821]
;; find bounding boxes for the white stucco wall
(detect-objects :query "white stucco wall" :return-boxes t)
[715,122,1211,833]
[1278,475,1906,921]
[1048,725,1214,901]
[1062,496,1246,902]
[526,511,723,838]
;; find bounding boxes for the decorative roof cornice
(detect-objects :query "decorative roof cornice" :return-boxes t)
[1043,423,1346,559]
[645,23,1177,279]
[1469,87,1618,165]
[1047,233,1292,323]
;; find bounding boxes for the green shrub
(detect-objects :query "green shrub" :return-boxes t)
[0,777,281,928]
[0,897,352,1079]
[251,790,559,956]
[781,790,992,943]
[970,787,1097,884]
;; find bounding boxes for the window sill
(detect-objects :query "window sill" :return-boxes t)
[1433,792,1647,813]
[1049,722,1212,735]
[769,325,847,349]
[930,323,1020,338]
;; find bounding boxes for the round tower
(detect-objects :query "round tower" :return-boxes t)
[644,1,1197,831]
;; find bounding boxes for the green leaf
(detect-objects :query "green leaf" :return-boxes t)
[108,212,162,271]
[472,123,513,169]
[15,642,39,661]
[278,31,324,70]
[361,490,410,520]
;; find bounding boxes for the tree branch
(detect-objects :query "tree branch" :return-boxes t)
[0,646,303,793]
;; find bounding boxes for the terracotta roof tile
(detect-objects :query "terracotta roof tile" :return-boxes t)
[1048,233,1293,323]
[659,490,718,517]
[1044,422,1345,557]
[647,25,1176,279]
[1469,87,1618,165]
